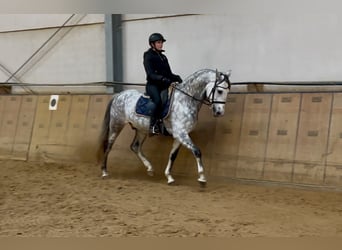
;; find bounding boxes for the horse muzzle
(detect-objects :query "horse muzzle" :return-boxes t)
[213,106,225,117]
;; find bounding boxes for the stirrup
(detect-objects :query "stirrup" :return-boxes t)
[150,124,160,135]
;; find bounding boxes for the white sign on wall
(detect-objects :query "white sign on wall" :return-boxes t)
[49,95,59,110]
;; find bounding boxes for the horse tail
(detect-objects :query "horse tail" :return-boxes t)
[96,96,114,163]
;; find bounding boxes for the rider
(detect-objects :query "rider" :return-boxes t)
[143,32,182,135]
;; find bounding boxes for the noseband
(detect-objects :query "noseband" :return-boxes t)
[205,73,231,105]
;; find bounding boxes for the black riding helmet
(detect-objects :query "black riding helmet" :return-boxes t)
[149,33,166,45]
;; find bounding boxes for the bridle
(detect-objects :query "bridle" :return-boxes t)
[171,71,231,106]
[205,72,231,105]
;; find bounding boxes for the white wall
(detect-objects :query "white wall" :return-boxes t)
[122,2,342,86]
[2,2,342,94]
[0,14,106,93]
[0,14,104,32]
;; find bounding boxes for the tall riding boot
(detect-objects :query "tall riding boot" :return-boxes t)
[149,116,160,135]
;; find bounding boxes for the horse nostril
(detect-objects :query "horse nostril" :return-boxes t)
[214,111,222,116]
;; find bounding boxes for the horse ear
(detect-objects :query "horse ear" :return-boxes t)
[226,70,232,77]
[215,69,220,79]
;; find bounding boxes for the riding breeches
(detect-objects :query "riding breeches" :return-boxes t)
[146,84,163,120]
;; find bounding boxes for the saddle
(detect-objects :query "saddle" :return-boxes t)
[135,88,174,136]
[135,88,174,119]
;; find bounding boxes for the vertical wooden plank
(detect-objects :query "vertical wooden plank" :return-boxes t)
[210,94,245,178]
[40,95,72,160]
[82,95,112,162]
[63,95,90,160]
[67,95,90,145]
[0,96,5,131]
[84,95,110,137]
[0,96,21,158]
[263,94,300,182]
[325,93,342,187]
[28,95,53,161]
[0,96,6,157]
[293,93,332,185]
[236,94,272,179]
[47,95,71,145]
[12,96,37,160]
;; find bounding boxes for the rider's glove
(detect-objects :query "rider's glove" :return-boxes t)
[161,77,172,87]
[174,75,183,84]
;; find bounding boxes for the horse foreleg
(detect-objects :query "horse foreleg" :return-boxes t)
[130,130,154,176]
[176,133,207,187]
[165,139,181,184]
[194,149,207,186]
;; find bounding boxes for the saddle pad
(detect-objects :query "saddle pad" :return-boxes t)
[135,95,172,118]
[135,96,155,116]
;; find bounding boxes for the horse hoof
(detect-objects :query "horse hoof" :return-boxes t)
[101,172,109,179]
[167,180,176,186]
[198,181,207,188]
[147,170,154,177]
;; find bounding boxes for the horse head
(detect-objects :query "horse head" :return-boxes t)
[205,69,231,117]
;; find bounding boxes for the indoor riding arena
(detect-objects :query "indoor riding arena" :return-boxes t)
[0,91,341,237]
[1,12,342,237]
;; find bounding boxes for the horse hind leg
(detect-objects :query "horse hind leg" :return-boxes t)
[101,126,124,178]
[130,129,154,176]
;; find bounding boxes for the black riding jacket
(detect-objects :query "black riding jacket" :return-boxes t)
[143,48,179,90]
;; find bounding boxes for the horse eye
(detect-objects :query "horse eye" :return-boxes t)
[217,89,223,95]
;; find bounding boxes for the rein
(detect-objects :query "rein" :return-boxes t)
[170,84,207,104]
[171,73,231,106]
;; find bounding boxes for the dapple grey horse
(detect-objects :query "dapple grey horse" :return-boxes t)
[97,69,231,186]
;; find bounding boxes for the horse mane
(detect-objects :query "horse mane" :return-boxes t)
[181,69,215,86]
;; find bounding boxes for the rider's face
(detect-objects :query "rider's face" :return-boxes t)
[152,40,164,51]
